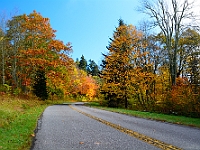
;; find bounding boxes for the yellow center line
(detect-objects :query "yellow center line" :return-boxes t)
[69,105,182,150]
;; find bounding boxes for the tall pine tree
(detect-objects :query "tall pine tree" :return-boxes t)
[101,19,142,108]
[88,59,99,76]
[78,55,87,71]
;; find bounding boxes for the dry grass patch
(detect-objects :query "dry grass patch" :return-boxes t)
[0,96,48,150]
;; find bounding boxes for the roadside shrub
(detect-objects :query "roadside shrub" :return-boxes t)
[0,84,11,93]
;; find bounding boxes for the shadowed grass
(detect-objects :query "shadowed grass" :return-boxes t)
[87,102,200,128]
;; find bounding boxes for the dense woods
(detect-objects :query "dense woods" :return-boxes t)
[100,0,200,117]
[0,11,99,101]
[101,19,200,117]
[1,0,200,118]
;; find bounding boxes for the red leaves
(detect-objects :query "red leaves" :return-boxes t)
[8,11,73,95]
[48,40,71,52]
[69,69,99,100]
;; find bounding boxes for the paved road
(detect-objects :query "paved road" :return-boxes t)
[32,104,200,150]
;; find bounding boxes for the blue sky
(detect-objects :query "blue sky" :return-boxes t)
[0,0,145,64]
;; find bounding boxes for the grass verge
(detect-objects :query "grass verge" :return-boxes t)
[87,102,200,128]
[0,96,48,150]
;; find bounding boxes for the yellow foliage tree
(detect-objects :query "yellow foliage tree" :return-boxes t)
[101,19,144,108]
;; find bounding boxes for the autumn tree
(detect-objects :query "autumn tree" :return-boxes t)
[69,66,99,100]
[0,29,5,85]
[101,19,143,108]
[6,14,26,89]
[141,0,196,85]
[0,12,8,85]
[6,11,72,96]
[179,28,200,94]
[137,21,166,74]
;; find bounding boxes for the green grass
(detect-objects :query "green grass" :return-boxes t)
[87,102,200,128]
[0,96,76,150]
[0,97,48,150]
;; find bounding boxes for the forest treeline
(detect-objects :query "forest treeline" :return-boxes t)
[1,0,200,117]
[100,19,200,117]
[0,11,99,100]
[100,0,200,117]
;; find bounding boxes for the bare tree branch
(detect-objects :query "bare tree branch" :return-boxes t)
[139,0,198,85]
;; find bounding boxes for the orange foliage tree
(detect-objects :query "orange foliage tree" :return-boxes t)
[6,11,73,97]
[69,67,99,100]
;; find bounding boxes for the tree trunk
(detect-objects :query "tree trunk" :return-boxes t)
[1,38,5,84]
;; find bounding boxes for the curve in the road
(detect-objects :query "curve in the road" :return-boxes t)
[69,105,182,150]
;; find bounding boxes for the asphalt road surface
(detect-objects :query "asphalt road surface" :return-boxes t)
[32,104,200,150]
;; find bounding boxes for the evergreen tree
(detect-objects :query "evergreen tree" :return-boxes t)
[100,19,142,108]
[33,69,48,100]
[78,55,87,71]
[88,59,99,76]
